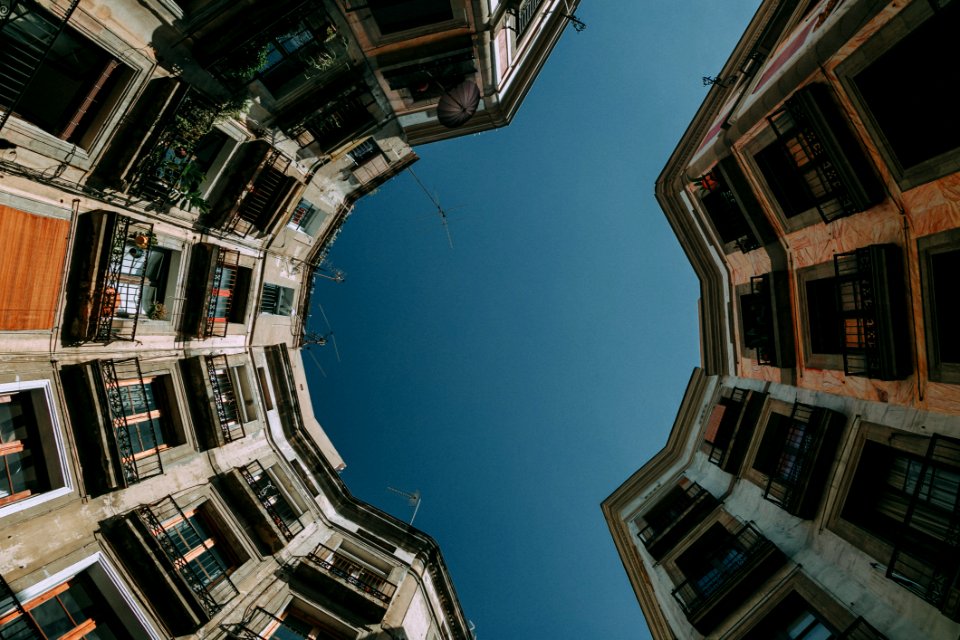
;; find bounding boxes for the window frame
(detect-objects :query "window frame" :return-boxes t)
[0,379,72,517]
[918,228,960,384]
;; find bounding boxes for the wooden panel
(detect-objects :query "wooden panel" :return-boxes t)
[0,205,69,330]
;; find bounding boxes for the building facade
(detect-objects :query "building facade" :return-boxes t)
[604,0,960,638]
[0,0,578,637]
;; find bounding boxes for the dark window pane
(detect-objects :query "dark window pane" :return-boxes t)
[368,0,453,34]
[931,249,960,364]
[806,277,842,355]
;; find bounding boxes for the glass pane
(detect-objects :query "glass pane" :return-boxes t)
[31,596,75,638]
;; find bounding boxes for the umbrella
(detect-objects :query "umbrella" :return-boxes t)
[436,80,481,128]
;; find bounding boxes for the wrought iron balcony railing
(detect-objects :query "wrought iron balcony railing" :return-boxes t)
[204,249,240,338]
[886,435,960,620]
[744,276,774,366]
[515,0,544,39]
[834,244,910,380]
[205,355,245,443]
[637,482,718,560]
[695,157,764,254]
[671,522,777,620]
[135,497,238,617]
[225,150,293,237]
[837,617,889,640]
[0,572,43,640]
[239,461,303,541]
[707,388,747,467]
[762,402,825,514]
[89,216,154,344]
[99,358,164,486]
[222,607,304,640]
[306,543,397,604]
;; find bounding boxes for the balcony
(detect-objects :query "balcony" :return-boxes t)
[636,482,718,561]
[766,84,883,223]
[760,402,844,518]
[63,212,156,344]
[221,149,298,238]
[134,497,239,618]
[740,272,794,368]
[705,388,766,474]
[98,358,164,487]
[291,543,396,624]
[696,157,773,254]
[834,244,911,380]
[886,436,960,621]
[515,0,545,39]
[206,355,245,443]
[837,617,889,640]
[221,461,303,553]
[222,608,292,639]
[181,244,248,339]
[672,522,785,634]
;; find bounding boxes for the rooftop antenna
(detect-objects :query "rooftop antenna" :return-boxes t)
[561,0,586,32]
[386,486,422,525]
[406,167,455,249]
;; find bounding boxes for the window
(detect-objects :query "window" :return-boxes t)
[367,0,453,35]
[288,198,324,235]
[206,355,245,443]
[104,232,175,323]
[0,1,134,148]
[0,392,50,507]
[240,461,303,541]
[0,571,128,639]
[0,382,69,514]
[753,84,883,227]
[742,592,837,640]
[226,605,354,640]
[840,434,960,620]
[634,481,718,560]
[205,251,251,337]
[841,0,960,188]
[919,230,960,383]
[738,273,794,368]
[260,284,295,316]
[704,388,765,473]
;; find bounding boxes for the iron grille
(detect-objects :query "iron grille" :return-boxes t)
[99,358,164,486]
[302,93,375,153]
[768,97,852,223]
[91,216,154,344]
[205,355,245,443]
[696,169,760,253]
[135,496,238,616]
[515,0,544,39]
[762,403,821,511]
[307,543,397,603]
[204,249,241,338]
[0,0,81,134]
[636,482,718,560]
[707,388,746,466]
[671,522,774,618]
[226,150,292,237]
[239,461,303,541]
[0,572,42,640]
[837,617,889,640]
[886,435,960,617]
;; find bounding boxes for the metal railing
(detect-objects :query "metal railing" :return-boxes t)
[204,249,240,338]
[205,355,245,443]
[90,216,154,344]
[226,150,291,237]
[671,522,774,618]
[99,358,164,486]
[837,616,889,640]
[834,247,885,378]
[887,435,960,617]
[762,403,822,512]
[637,482,714,546]
[515,0,544,40]
[222,607,307,639]
[0,0,81,135]
[135,497,238,616]
[306,543,397,603]
[707,388,746,466]
[239,461,303,542]
[0,572,42,639]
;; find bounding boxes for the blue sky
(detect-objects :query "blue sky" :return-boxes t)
[305,3,759,638]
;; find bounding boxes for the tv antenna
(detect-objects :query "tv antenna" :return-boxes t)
[386,486,422,525]
[301,302,341,377]
[407,167,455,249]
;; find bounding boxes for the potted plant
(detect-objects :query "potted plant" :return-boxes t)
[148,302,168,321]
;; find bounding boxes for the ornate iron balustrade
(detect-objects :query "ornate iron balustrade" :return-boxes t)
[225,150,292,237]
[742,276,775,366]
[0,572,42,640]
[204,249,240,338]
[99,358,163,486]
[886,435,960,619]
[837,617,889,640]
[90,216,154,343]
[636,482,718,560]
[239,461,303,541]
[0,0,81,135]
[761,402,822,512]
[671,522,775,618]
[707,388,746,466]
[129,90,218,212]
[205,355,245,443]
[135,497,238,617]
[834,244,909,379]
[515,0,544,39]
[307,543,397,603]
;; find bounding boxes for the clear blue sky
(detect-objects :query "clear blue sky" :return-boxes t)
[305,3,759,638]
